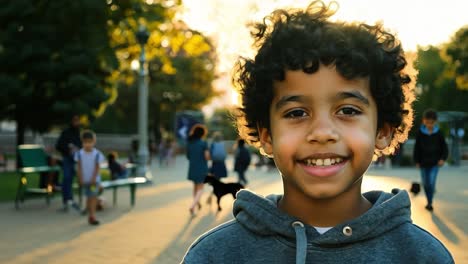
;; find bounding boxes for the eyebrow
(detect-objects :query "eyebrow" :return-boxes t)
[274,90,370,110]
[336,91,370,106]
[274,95,304,110]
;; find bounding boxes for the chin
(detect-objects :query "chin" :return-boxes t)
[303,189,341,200]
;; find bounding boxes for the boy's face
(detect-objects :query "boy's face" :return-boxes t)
[82,138,95,151]
[259,66,391,200]
[422,118,436,130]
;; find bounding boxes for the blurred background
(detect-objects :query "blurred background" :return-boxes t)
[0,0,467,165]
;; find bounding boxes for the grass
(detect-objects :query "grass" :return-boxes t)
[0,169,111,203]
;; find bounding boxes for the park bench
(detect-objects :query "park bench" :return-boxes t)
[15,144,61,209]
[15,145,147,209]
[78,163,148,207]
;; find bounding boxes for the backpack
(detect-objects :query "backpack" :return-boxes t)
[210,142,226,161]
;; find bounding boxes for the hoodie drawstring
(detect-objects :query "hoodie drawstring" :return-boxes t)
[292,221,307,264]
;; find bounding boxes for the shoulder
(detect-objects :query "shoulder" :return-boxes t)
[94,148,104,155]
[391,223,453,261]
[74,150,82,160]
[183,220,250,262]
[95,149,106,160]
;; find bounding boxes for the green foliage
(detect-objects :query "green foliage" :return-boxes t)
[0,0,119,143]
[445,26,468,90]
[92,1,217,138]
[413,26,468,132]
[0,0,216,146]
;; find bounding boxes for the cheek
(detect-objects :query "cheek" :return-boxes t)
[272,122,303,148]
[346,128,376,156]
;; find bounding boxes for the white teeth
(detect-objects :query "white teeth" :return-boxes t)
[304,157,343,166]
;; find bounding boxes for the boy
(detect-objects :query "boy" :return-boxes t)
[182,1,453,263]
[413,109,448,211]
[75,130,105,225]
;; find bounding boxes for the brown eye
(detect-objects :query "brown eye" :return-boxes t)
[285,109,307,118]
[337,107,361,116]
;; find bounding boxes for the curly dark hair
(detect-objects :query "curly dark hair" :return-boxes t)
[233,1,415,157]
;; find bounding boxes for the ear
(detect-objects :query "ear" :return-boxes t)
[375,123,394,150]
[258,126,274,157]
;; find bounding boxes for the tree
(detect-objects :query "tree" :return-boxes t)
[445,26,468,90]
[413,28,468,135]
[414,46,446,116]
[0,0,118,145]
[92,4,218,145]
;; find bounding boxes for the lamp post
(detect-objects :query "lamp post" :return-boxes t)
[136,25,151,179]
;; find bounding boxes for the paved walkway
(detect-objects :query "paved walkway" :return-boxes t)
[0,156,466,263]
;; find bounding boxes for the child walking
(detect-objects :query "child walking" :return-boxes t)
[75,130,105,225]
[182,1,453,263]
[413,109,448,211]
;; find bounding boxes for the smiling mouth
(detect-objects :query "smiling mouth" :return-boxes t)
[301,157,345,166]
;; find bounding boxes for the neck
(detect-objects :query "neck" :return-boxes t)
[278,183,371,227]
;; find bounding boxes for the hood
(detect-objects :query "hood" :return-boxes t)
[233,189,412,261]
[420,124,440,135]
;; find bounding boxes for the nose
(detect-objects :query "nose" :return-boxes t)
[306,113,339,144]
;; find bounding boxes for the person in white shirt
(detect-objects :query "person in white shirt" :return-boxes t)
[75,130,105,225]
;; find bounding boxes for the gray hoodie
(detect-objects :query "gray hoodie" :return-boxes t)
[182,189,453,264]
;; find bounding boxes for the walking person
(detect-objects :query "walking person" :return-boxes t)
[183,1,453,263]
[209,132,227,179]
[234,138,251,185]
[413,109,448,211]
[186,124,210,216]
[55,114,82,211]
[75,130,106,225]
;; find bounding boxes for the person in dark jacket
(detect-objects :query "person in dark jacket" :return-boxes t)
[413,109,448,211]
[55,115,82,211]
[234,138,251,185]
[107,152,129,180]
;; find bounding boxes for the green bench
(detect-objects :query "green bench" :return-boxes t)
[15,144,61,209]
[16,145,148,209]
[78,163,148,207]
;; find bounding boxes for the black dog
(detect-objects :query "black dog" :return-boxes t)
[204,175,244,211]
